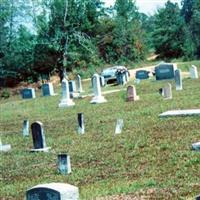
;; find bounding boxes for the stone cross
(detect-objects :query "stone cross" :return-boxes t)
[163,83,172,99]
[77,113,85,134]
[42,83,56,96]
[26,183,79,200]
[90,74,107,104]
[115,119,124,134]
[57,153,71,175]
[175,69,182,90]
[59,78,75,107]
[127,85,139,102]
[22,120,29,137]
[31,121,50,152]
[76,75,83,93]
[190,65,199,79]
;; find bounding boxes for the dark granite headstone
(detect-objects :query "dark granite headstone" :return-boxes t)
[155,63,176,80]
[31,122,46,149]
[77,113,85,134]
[196,194,200,200]
[22,88,36,99]
[26,183,79,200]
[135,70,149,79]
[68,81,76,92]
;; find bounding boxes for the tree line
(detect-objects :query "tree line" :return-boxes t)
[0,0,199,86]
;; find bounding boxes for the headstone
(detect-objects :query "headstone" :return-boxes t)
[26,183,79,200]
[159,109,200,117]
[122,72,127,85]
[192,142,200,151]
[22,88,36,99]
[69,80,76,93]
[59,78,75,107]
[155,63,177,80]
[125,71,130,82]
[175,69,182,90]
[31,121,50,152]
[135,70,150,80]
[196,194,200,200]
[127,85,139,102]
[189,65,199,79]
[116,70,127,85]
[77,113,85,134]
[90,74,107,104]
[162,83,172,99]
[115,119,124,134]
[57,154,71,175]
[23,120,29,137]
[0,138,11,152]
[42,83,56,96]
[99,76,106,87]
[76,75,83,93]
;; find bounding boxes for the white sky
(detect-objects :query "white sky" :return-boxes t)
[103,0,181,15]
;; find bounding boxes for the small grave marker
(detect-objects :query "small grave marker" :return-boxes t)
[0,138,11,152]
[190,65,199,79]
[23,120,29,137]
[192,142,200,151]
[175,69,182,90]
[162,83,172,99]
[57,153,71,175]
[76,75,83,93]
[42,83,56,96]
[69,80,77,93]
[26,183,79,200]
[127,85,139,101]
[155,63,176,80]
[77,113,85,134]
[135,70,150,79]
[115,119,124,134]
[31,121,50,152]
[22,88,36,99]
[159,109,200,117]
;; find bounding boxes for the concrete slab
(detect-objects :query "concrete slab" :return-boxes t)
[159,109,200,117]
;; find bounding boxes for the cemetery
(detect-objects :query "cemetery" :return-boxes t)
[0,63,199,199]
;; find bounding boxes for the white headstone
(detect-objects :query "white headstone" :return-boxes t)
[26,183,79,200]
[163,83,172,99]
[90,74,107,104]
[76,75,83,93]
[175,69,182,90]
[0,138,11,152]
[190,65,198,79]
[125,71,130,82]
[192,142,200,151]
[115,119,124,134]
[77,113,85,134]
[23,120,29,137]
[59,78,75,107]
[58,154,72,175]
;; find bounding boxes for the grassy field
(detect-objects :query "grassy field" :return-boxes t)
[0,66,200,199]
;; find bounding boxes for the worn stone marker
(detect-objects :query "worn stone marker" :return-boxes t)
[127,85,139,102]
[0,138,11,152]
[162,83,172,99]
[76,75,83,93]
[155,63,177,80]
[31,121,50,152]
[26,183,79,200]
[22,88,36,99]
[115,119,124,134]
[42,83,56,96]
[99,76,106,87]
[192,142,200,151]
[125,71,130,82]
[174,69,182,90]
[59,78,75,107]
[69,80,77,93]
[159,109,200,117]
[90,74,107,104]
[77,113,85,134]
[190,65,199,79]
[135,70,150,80]
[23,120,29,137]
[57,153,71,175]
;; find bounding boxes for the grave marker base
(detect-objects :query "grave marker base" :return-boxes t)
[59,100,75,107]
[0,144,11,152]
[30,147,51,152]
[90,96,107,104]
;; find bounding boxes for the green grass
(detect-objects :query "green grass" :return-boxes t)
[0,70,200,199]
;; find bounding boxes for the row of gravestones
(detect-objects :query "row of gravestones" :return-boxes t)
[135,63,198,80]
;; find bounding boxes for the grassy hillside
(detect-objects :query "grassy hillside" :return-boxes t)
[0,71,200,199]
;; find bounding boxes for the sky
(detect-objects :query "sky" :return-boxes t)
[103,0,181,15]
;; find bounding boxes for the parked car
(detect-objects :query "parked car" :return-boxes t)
[101,66,128,84]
